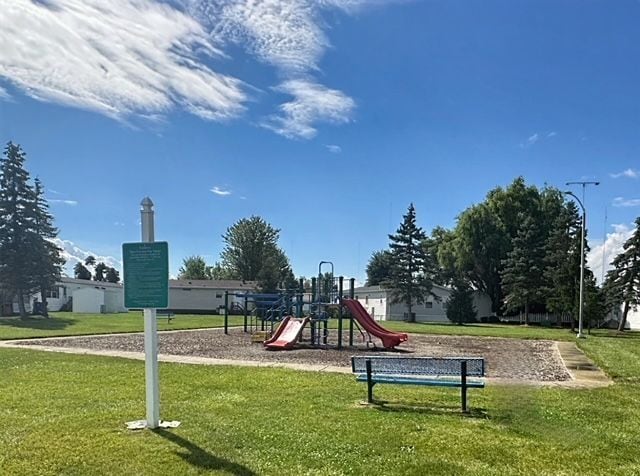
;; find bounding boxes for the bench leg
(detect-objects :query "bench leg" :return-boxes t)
[366,359,375,404]
[461,361,468,413]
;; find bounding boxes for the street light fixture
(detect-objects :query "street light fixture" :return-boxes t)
[564,180,599,339]
[564,191,586,338]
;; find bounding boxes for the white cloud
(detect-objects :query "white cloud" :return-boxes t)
[0,85,9,100]
[48,198,78,206]
[326,144,342,154]
[610,168,639,179]
[612,197,640,207]
[211,186,232,196]
[51,238,121,277]
[587,223,634,285]
[547,131,557,138]
[520,133,539,148]
[2,0,395,138]
[0,0,246,122]
[262,79,355,139]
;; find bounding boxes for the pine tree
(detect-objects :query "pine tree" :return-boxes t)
[604,217,640,331]
[74,262,92,280]
[544,202,582,328]
[94,262,107,282]
[105,267,120,283]
[446,278,477,325]
[385,203,435,322]
[501,213,546,324]
[0,142,39,317]
[32,178,64,316]
[366,250,393,286]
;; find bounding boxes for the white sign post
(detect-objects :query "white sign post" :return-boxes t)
[125,198,178,430]
[141,197,160,429]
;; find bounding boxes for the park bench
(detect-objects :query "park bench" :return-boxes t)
[351,355,485,412]
[157,309,174,323]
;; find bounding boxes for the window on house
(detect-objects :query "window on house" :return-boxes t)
[442,302,448,309]
[425,302,433,309]
[216,293,223,298]
[46,288,59,299]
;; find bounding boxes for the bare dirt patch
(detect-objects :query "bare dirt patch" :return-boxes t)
[19,328,571,381]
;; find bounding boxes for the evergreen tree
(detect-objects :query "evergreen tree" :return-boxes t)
[85,255,96,267]
[74,262,92,280]
[105,267,120,283]
[93,262,107,282]
[0,142,39,317]
[604,217,640,331]
[544,202,582,328]
[446,278,477,325]
[366,250,393,286]
[501,213,546,324]
[32,178,64,316]
[385,204,435,322]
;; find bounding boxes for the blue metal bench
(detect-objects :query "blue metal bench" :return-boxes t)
[156,309,174,323]
[351,356,485,412]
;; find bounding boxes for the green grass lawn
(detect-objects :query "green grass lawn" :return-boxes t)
[2,320,640,474]
[0,312,245,340]
[1,336,640,475]
[0,313,640,475]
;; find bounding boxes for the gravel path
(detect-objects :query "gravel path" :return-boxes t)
[21,328,571,381]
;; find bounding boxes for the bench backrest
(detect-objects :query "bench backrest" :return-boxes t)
[351,356,485,377]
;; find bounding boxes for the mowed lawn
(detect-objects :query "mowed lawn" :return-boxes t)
[1,327,640,474]
[0,312,245,340]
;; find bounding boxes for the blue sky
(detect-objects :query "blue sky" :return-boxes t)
[1,0,639,283]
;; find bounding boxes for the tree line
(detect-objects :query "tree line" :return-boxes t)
[73,255,120,284]
[0,143,65,317]
[367,177,639,330]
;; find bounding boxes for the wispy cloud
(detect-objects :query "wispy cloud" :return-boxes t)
[610,168,639,179]
[0,0,245,122]
[612,197,640,207]
[2,0,393,139]
[547,131,557,138]
[48,198,78,206]
[587,223,635,284]
[325,144,342,154]
[262,79,355,139]
[211,186,232,196]
[520,133,539,148]
[0,85,9,100]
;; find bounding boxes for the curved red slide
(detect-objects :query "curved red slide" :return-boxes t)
[342,299,408,349]
[264,316,310,350]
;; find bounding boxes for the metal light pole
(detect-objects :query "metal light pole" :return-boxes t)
[564,192,586,338]
[564,181,599,339]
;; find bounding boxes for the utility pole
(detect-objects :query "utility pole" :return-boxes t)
[565,181,600,339]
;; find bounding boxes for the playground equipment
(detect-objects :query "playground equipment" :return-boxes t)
[222,260,408,350]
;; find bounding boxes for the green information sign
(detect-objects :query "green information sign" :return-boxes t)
[123,242,169,309]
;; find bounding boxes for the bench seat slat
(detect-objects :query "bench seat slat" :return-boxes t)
[355,374,485,388]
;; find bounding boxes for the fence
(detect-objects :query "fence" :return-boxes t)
[501,312,573,325]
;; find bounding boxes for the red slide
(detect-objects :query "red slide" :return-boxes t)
[264,316,310,350]
[342,299,408,349]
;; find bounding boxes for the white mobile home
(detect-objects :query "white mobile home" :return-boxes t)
[168,280,257,313]
[352,284,494,323]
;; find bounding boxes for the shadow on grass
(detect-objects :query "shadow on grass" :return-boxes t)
[153,429,256,475]
[0,317,74,331]
[367,400,489,419]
